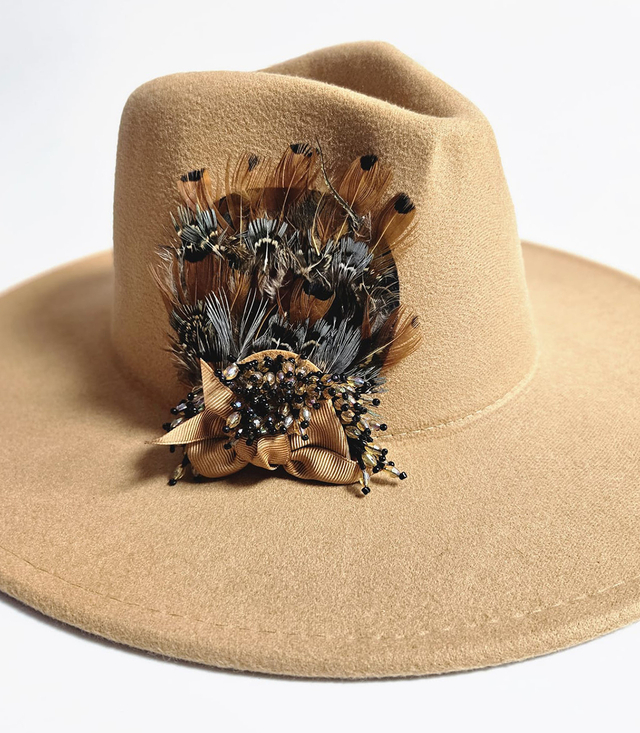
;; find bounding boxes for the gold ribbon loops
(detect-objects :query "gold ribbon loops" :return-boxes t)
[154,352,361,485]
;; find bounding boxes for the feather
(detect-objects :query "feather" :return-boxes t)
[177,168,216,211]
[336,154,392,216]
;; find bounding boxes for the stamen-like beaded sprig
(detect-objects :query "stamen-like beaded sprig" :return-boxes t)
[163,352,407,494]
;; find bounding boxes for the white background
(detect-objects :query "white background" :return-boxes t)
[0,1,639,730]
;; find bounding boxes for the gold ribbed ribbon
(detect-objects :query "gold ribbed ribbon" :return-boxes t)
[154,352,361,485]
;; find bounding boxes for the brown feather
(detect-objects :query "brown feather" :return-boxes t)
[177,168,216,211]
[287,279,334,324]
[371,192,416,255]
[378,306,422,368]
[336,155,392,215]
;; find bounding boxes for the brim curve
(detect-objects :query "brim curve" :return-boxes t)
[0,242,639,678]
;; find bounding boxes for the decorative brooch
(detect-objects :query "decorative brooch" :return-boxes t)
[153,143,421,494]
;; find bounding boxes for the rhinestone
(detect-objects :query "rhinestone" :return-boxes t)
[362,452,377,468]
[223,363,239,380]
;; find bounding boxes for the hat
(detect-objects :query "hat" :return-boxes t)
[1,41,639,679]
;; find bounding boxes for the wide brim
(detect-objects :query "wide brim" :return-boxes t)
[0,242,639,678]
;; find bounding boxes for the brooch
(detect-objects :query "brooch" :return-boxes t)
[153,143,421,494]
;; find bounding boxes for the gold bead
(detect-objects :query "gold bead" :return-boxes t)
[223,363,239,380]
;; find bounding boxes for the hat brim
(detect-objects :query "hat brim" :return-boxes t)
[1,242,639,678]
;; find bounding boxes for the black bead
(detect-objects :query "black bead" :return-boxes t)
[170,407,178,415]
[300,420,309,429]
[168,478,177,486]
[169,445,176,453]
[379,424,388,431]
[187,392,195,400]
[399,472,407,480]
[162,423,171,432]
[222,426,230,433]
[361,486,371,495]
[372,398,380,406]
[301,434,309,441]
[387,461,395,467]
[223,442,232,450]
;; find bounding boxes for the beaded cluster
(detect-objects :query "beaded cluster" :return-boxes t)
[163,353,407,494]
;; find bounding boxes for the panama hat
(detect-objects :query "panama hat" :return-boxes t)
[1,40,639,679]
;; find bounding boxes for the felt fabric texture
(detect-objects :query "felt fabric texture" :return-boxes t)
[0,42,639,678]
[0,245,639,677]
[112,42,537,427]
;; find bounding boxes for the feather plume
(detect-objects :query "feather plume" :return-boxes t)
[155,143,422,493]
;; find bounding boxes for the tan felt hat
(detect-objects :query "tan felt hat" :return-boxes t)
[1,41,640,679]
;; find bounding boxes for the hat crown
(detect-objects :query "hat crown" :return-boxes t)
[112,42,537,433]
